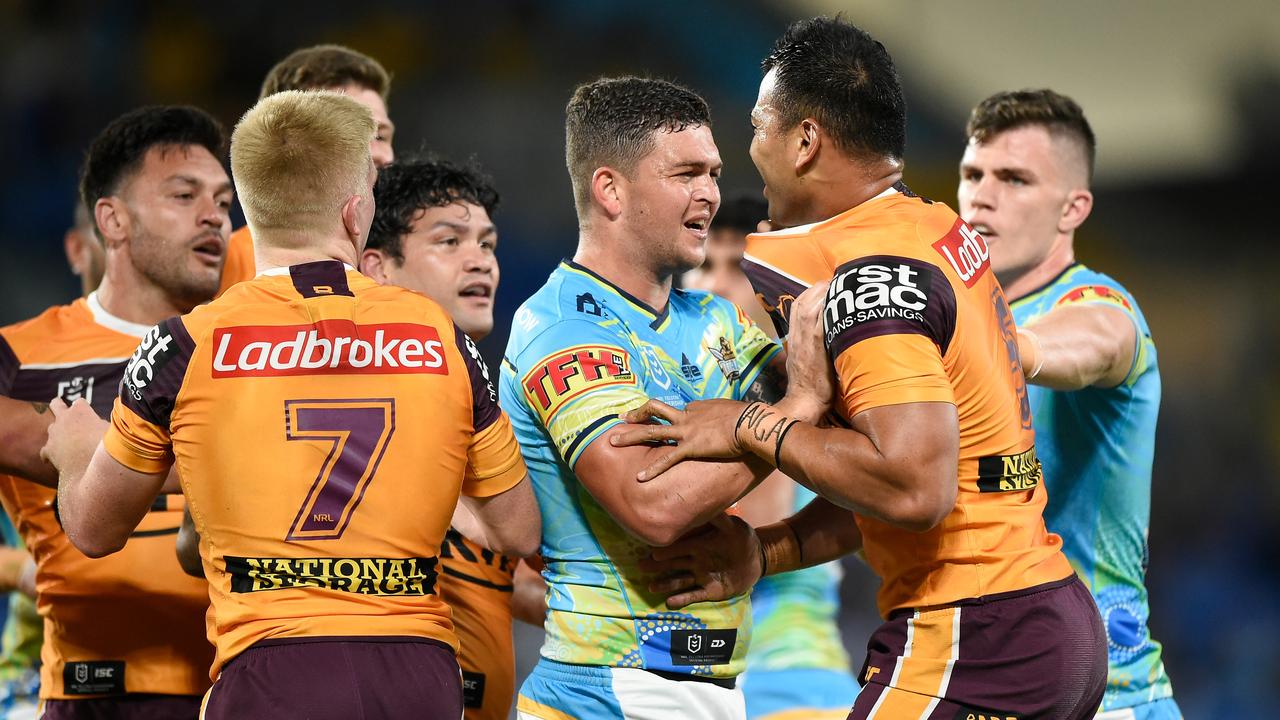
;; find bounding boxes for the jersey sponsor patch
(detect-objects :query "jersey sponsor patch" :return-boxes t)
[1054,284,1134,313]
[211,320,447,378]
[461,670,486,708]
[976,446,1042,493]
[521,344,636,424]
[123,322,182,400]
[225,555,438,596]
[823,256,955,358]
[669,629,737,666]
[63,660,125,695]
[932,219,991,288]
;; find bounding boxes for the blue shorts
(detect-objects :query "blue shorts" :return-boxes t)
[517,658,744,720]
[1096,697,1183,720]
[741,668,858,720]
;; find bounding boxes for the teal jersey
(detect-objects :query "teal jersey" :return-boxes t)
[1011,263,1173,710]
[500,261,781,678]
[746,485,852,673]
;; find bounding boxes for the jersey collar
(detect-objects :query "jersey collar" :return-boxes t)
[85,291,151,338]
[560,260,671,331]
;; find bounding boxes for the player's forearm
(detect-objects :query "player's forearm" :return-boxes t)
[464,475,541,558]
[511,561,547,627]
[1018,305,1134,390]
[0,399,58,487]
[630,452,772,546]
[757,495,863,576]
[57,445,164,558]
[736,403,956,532]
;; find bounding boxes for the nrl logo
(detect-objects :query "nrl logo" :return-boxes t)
[57,376,94,405]
[687,634,703,654]
[707,337,740,382]
[74,663,88,684]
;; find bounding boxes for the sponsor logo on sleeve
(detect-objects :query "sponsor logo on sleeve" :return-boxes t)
[124,323,179,399]
[976,446,1042,492]
[824,258,937,356]
[211,320,447,378]
[461,332,497,403]
[521,344,635,423]
[669,629,737,666]
[1054,285,1133,312]
[933,220,990,288]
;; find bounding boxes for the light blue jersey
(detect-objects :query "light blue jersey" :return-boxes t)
[501,261,780,683]
[1012,263,1177,714]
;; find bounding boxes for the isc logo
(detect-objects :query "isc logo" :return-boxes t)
[212,320,447,377]
[933,220,990,288]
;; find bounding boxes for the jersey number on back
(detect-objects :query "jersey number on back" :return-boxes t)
[284,398,396,541]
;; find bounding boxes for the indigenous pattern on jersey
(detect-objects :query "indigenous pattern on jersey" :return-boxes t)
[501,260,780,679]
[440,529,516,720]
[215,226,255,297]
[1012,263,1175,712]
[742,485,857,719]
[743,186,1072,616]
[101,261,526,678]
[0,295,211,699]
[0,519,40,716]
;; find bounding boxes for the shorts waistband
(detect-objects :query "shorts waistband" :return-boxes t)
[887,574,1080,619]
[533,659,738,690]
[249,635,454,652]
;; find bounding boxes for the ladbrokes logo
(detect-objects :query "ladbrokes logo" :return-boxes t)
[225,555,438,596]
[211,320,447,378]
[933,219,990,288]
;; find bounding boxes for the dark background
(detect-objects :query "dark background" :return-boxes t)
[1,1,1276,715]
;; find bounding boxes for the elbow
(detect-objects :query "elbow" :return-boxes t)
[626,502,694,548]
[883,483,956,533]
[68,530,126,559]
[494,519,542,559]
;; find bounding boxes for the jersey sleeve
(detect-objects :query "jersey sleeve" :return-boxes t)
[0,335,18,396]
[102,317,194,475]
[1051,282,1154,386]
[722,300,782,401]
[453,325,527,497]
[823,256,958,417]
[511,318,648,468]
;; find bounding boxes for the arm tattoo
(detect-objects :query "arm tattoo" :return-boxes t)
[29,402,48,415]
[741,360,787,404]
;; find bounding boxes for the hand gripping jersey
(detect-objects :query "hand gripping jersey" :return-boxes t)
[440,529,517,720]
[500,260,780,678]
[1011,264,1175,711]
[101,260,527,678]
[0,295,212,699]
[743,186,1073,616]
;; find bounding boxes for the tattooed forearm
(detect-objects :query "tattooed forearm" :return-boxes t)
[30,402,49,415]
[741,358,787,404]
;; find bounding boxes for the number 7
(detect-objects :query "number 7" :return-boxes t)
[284,399,396,541]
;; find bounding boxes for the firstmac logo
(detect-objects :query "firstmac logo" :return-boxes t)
[212,320,448,378]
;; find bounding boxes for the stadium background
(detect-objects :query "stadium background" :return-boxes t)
[0,1,1276,715]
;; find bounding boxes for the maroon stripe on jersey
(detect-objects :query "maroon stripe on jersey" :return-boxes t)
[9,362,125,417]
[452,326,501,433]
[824,255,957,361]
[741,257,808,339]
[289,260,354,298]
[0,335,18,394]
[120,317,196,428]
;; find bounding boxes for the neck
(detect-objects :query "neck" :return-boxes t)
[573,229,672,313]
[94,261,188,327]
[999,235,1076,301]
[790,158,903,226]
[254,232,359,274]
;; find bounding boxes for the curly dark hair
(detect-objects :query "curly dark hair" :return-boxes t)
[367,157,500,262]
[762,16,906,160]
[564,76,711,218]
[259,45,390,101]
[78,106,226,239]
[966,89,1096,180]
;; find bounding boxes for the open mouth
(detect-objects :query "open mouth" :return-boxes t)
[684,217,709,234]
[191,236,224,264]
[459,282,493,301]
[970,223,996,239]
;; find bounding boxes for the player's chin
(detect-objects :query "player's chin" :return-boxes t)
[456,310,494,340]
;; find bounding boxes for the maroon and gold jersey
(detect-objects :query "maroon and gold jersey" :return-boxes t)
[744,187,1072,616]
[101,260,527,677]
[0,295,211,699]
[440,531,516,720]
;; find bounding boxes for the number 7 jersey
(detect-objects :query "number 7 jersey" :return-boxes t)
[102,261,527,678]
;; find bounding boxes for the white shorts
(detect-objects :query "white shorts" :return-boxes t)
[517,658,745,720]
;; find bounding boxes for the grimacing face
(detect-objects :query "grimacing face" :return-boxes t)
[121,144,233,310]
[621,124,722,276]
[957,124,1082,286]
[382,201,499,339]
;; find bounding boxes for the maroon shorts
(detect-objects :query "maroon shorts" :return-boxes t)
[40,694,201,719]
[849,575,1106,720]
[200,636,461,720]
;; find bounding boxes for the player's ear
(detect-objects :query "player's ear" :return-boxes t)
[94,198,128,249]
[360,248,389,283]
[795,118,821,173]
[64,228,88,276]
[1059,188,1093,233]
[591,167,623,220]
[341,194,365,247]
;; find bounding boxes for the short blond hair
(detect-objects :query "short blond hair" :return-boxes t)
[231,90,375,238]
